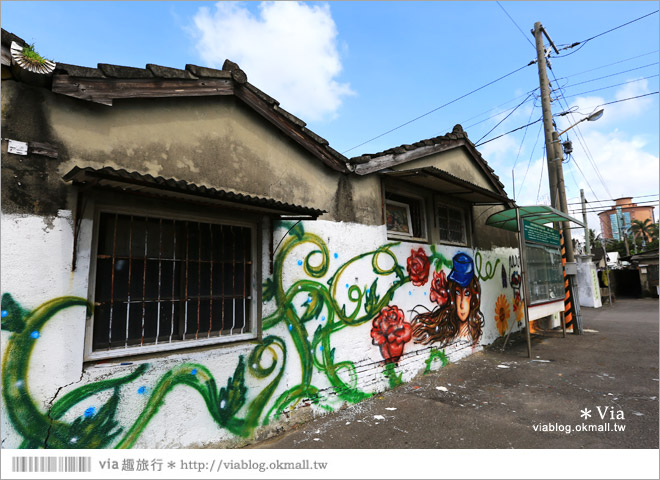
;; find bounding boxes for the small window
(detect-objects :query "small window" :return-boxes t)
[385,192,427,241]
[88,210,257,360]
[436,204,467,245]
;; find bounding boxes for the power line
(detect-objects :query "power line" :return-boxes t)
[594,91,659,108]
[463,92,537,131]
[568,194,659,205]
[558,50,659,80]
[496,1,536,49]
[562,75,659,99]
[512,96,538,170]
[549,66,612,201]
[341,61,534,154]
[516,120,544,200]
[570,204,659,214]
[474,116,543,147]
[536,144,546,204]
[560,62,659,89]
[553,10,659,58]
[475,92,535,145]
[474,91,658,148]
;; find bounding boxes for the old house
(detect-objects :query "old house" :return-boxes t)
[1,29,522,449]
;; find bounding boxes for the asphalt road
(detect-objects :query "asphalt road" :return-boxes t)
[248,298,659,449]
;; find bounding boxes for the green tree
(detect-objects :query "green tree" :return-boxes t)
[630,219,655,250]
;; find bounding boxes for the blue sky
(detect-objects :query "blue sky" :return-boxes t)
[2,1,658,237]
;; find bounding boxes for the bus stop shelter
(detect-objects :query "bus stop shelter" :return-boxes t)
[486,205,585,357]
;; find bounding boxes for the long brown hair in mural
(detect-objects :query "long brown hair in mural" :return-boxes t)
[411,252,484,346]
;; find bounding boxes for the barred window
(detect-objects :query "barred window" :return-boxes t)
[88,211,257,360]
[437,204,467,245]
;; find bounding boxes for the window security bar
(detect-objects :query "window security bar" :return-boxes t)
[93,213,252,352]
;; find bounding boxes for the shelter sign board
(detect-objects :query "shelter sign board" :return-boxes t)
[523,219,560,247]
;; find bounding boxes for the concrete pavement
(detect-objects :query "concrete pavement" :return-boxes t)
[248,298,659,449]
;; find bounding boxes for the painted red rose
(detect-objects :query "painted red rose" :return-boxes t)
[429,270,449,306]
[370,305,412,364]
[406,248,430,286]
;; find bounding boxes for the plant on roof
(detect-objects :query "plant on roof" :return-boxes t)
[20,43,50,66]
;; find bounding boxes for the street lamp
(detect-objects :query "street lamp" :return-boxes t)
[557,108,605,136]
[550,107,604,335]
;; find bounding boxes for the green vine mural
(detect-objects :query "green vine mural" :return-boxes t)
[2,223,503,449]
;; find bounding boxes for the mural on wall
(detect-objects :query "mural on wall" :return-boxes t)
[494,295,511,336]
[2,222,512,449]
[411,252,485,347]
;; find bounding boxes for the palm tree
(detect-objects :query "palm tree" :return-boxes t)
[630,219,654,249]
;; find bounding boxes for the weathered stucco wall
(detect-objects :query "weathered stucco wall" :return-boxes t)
[1,80,382,225]
[1,215,521,449]
[391,148,493,189]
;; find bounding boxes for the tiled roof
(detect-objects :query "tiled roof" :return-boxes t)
[63,166,326,218]
[350,124,507,194]
[2,27,506,192]
[1,28,348,173]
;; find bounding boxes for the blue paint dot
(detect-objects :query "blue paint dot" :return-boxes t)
[84,407,95,418]
[319,346,323,351]
[366,289,370,294]
[1,310,8,318]
[289,324,293,331]
[321,316,326,321]
[333,253,338,259]
[30,331,40,339]
[424,291,427,296]
[408,291,412,295]
[345,283,349,288]
[137,386,147,395]
[297,260,303,266]
[191,368,197,376]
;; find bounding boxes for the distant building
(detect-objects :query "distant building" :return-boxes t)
[598,197,655,240]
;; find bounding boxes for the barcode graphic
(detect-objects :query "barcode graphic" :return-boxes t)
[11,456,92,473]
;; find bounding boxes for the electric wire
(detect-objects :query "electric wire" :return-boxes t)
[474,92,535,145]
[560,62,659,89]
[594,91,659,108]
[516,120,544,200]
[536,144,546,204]
[549,67,612,201]
[474,116,543,147]
[496,1,536,50]
[567,194,659,205]
[341,62,534,154]
[512,96,538,170]
[474,91,656,148]
[463,93,537,131]
[562,75,659,99]
[553,10,659,58]
[558,50,659,80]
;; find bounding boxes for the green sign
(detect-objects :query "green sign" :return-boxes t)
[523,219,561,247]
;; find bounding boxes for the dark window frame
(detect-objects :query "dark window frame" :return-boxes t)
[84,201,260,361]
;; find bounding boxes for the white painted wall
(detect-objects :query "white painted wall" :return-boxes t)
[1,216,519,449]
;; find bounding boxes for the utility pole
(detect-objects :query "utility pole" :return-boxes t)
[581,189,590,254]
[533,22,560,209]
[533,22,581,334]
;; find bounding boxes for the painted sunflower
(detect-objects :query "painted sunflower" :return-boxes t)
[494,294,510,336]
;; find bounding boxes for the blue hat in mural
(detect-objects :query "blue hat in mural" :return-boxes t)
[448,252,474,287]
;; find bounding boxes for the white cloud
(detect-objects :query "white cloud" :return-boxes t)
[191,1,353,121]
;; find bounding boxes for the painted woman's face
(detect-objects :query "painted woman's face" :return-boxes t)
[455,286,471,322]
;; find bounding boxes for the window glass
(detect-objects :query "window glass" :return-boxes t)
[385,192,426,240]
[526,243,564,304]
[437,204,466,245]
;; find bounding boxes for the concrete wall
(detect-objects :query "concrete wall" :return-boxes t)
[576,255,602,308]
[1,79,382,225]
[2,78,522,449]
[1,213,520,448]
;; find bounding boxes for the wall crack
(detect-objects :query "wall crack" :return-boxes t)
[44,370,86,448]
